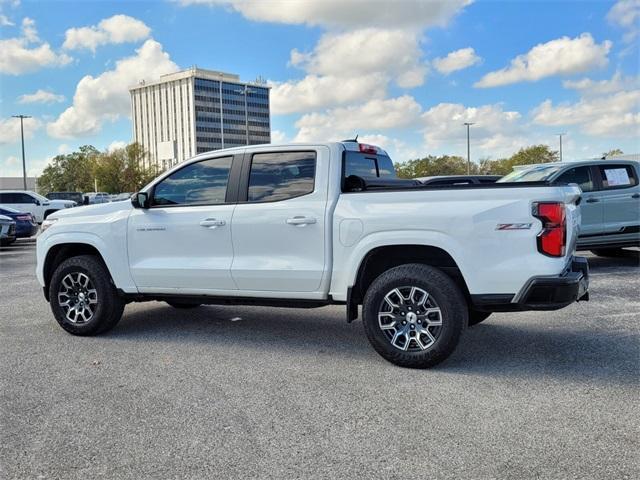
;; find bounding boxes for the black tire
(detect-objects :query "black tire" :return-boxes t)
[49,255,124,336]
[362,264,467,369]
[166,301,202,309]
[590,248,627,258]
[468,310,492,326]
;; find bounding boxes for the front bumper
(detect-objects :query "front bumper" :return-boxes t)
[472,256,589,312]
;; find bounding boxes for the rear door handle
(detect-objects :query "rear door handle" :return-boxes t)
[286,216,317,226]
[585,198,599,203]
[632,193,640,199]
[200,218,226,228]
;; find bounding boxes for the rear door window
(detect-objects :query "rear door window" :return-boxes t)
[555,166,595,192]
[598,164,637,189]
[247,151,316,202]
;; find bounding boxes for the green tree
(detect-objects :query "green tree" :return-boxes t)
[478,145,559,176]
[93,143,163,193]
[38,145,99,194]
[395,155,480,179]
[602,148,623,158]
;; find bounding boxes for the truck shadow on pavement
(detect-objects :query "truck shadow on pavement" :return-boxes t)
[581,249,640,270]
[108,303,638,385]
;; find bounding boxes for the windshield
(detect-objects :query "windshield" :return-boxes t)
[498,165,563,182]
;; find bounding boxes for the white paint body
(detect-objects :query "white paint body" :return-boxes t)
[36,143,582,303]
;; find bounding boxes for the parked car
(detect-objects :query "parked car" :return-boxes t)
[416,175,501,186]
[111,192,133,202]
[0,214,17,246]
[499,159,640,256]
[0,190,76,223]
[0,206,38,239]
[46,191,84,205]
[84,192,111,204]
[37,141,589,368]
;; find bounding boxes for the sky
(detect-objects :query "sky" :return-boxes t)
[0,0,638,177]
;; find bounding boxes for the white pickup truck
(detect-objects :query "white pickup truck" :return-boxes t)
[36,141,589,368]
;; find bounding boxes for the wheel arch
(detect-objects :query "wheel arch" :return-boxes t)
[347,244,471,320]
[42,242,112,301]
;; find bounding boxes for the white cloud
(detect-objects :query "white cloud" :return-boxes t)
[63,14,151,52]
[271,74,387,115]
[47,39,178,139]
[0,14,13,26]
[563,71,640,96]
[178,0,471,29]
[271,28,427,114]
[433,47,481,74]
[532,90,640,137]
[270,130,287,144]
[607,0,640,43]
[291,28,427,88]
[475,34,612,88]
[57,144,70,154]
[18,89,65,104]
[293,96,422,142]
[0,17,72,75]
[0,116,42,144]
[421,102,525,157]
[107,140,127,152]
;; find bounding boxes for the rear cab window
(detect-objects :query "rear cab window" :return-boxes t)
[344,152,396,180]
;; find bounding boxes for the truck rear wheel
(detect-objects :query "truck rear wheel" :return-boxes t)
[49,255,124,336]
[362,264,467,368]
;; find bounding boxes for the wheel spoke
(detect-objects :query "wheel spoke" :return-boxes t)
[58,272,97,324]
[378,285,442,352]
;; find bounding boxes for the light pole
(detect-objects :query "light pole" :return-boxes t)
[556,133,566,162]
[12,114,31,190]
[235,85,256,146]
[463,122,474,174]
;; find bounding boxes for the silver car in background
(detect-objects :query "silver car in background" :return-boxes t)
[499,159,640,256]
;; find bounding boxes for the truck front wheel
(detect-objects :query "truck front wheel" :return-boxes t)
[362,264,467,368]
[49,255,125,336]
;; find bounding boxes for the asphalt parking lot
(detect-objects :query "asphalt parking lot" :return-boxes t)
[1,239,638,479]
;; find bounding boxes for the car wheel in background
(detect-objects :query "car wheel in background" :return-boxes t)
[49,255,124,336]
[362,264,467,369]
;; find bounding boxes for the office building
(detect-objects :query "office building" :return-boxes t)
[129,67,271,169]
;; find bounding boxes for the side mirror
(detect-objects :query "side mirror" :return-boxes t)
[132,191,150,209]
[83,196,89,205]
[34,199,40,206]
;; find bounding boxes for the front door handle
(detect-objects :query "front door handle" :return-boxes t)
[286,216,317,226]
[585,198,599,203]
[200,218,226,228]
[632,193,640,199]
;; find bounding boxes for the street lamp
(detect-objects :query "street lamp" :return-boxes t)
[556,133,566,162]
[463,122,474,174]
[235,85,256,146]
[12,114,32,190]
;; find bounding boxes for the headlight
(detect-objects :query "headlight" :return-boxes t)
[40,218,58,233]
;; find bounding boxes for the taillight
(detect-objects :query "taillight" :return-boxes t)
[533,202,566,257]
[358,143,378,154]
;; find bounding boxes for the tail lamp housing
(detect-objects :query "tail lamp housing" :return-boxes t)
[533,202,566,257]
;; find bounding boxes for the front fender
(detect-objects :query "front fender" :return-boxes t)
[36,230,137,293]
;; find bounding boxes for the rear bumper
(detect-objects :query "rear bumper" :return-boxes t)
[472,256,589,312]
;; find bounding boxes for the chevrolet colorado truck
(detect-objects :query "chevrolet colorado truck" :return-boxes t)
[36,141,589,368]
